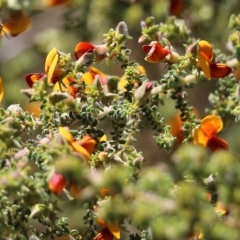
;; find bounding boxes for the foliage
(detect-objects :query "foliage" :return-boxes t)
[1,1,240,240]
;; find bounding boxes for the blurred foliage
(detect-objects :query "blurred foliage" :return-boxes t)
[1,0,240,240]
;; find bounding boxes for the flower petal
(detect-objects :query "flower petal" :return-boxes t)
[193,126,209,147]
[25,73,45,88]
[51,69,65,84]
[137,65,147,75]
[89,67,107,86]
[105,222,120,239]
[59,127,74,142]
[75,135,96,155]
[53,76,76,97]
[71,142,91,160]
[142,41,169,63]
[207,135,228,152]
[198,40,213,61]
[75,42,95,60]
[2,10,31,37]
[45,48,58,73]
[82,72,95,86]
[0,77,4,103]
[198,52,211,79]
[200,115,223,136]
[197,40,213,79]
[48,55,59,84]
[209,63,232,78]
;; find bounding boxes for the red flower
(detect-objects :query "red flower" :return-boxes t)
[142,41,170,63]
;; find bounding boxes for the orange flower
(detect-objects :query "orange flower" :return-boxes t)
[48,173,66,193]
[193,115,228,152]
[75,42,108,62]
[59,127,96,161]
[1,10,31,37]
[142,41,170,63]
[197,40,231,79]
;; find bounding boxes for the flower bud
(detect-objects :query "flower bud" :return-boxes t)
[49,91,68,104]
[115,21,129,36]
[48,174,66,194]
[21,88,35,98]
[7,104,24,117]
[134,81,153,101]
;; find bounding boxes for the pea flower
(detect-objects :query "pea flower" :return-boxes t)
[75,42,108,62]
[25,48,66,87]
[45,48,66,84]
[59,127,96,161]
[25,73,46,88]
[1,10,31,37]
[142,41,170,63]
[193,115,228,152]
[197,40,232,79]
[142,41,179,64]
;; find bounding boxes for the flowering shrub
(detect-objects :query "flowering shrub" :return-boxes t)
[1,1,240,240]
